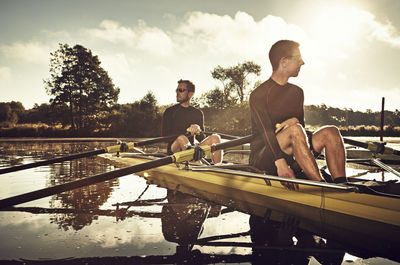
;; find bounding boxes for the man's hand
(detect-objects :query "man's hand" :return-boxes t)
[188,124,201,136]
[275,117,300,134]
[275,158,299,190]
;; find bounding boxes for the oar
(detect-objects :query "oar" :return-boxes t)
[0,135,254,209]
[0,134,182,175]
[204,132,240,140]
[342,137,400,156]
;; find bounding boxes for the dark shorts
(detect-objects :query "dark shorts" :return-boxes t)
[306,130,321,158]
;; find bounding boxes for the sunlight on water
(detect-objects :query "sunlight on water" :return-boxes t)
[0,139,399,264]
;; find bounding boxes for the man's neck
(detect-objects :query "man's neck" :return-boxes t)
[180,101,190,108]
[271,72,289,85]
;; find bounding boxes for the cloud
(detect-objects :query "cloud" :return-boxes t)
[369,19,400,47]
[85,20,173,56]
[0,41,51,64]
[0,66,11,83]
[99,52,132,76]
[85,12,306,61]
[175,11,306,59]
[309,7,400,51]
[85,20,136,45]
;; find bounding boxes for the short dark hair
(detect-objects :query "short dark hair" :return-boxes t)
[178,79,195,92]
[269,40,300,71]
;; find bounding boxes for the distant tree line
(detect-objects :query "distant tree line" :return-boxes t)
[2,97,400,137]
[1,43,399,137]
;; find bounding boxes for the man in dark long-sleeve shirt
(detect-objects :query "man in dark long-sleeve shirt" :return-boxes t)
[249,40,347,188]
[162,79,222,163]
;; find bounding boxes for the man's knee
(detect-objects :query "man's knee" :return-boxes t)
[201,134,221,146]
[312,126,342,152]
[176,135,189,144]
[287,124,307,141]
[320,126,342,140]
[171,135,189,152]
[209,134,221,144]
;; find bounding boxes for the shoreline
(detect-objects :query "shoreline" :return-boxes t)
[0,137,143,142]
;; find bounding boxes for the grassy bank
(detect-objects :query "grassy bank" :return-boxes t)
[1,123,400,138]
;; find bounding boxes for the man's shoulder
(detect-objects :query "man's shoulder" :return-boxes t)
[164,104,180,112]
[188,105,203,115]
[250,79,272,99]
[286,82,304,94]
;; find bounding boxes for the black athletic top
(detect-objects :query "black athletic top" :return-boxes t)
[249,78,304,174]
[161,104,205,153]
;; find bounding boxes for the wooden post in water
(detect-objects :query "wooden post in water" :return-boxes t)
[380,97,385,142]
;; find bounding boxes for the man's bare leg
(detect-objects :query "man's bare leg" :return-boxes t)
[311,126,346,180]
[200,134,223,163]
[277,124,323,181]
[171,135,189,153]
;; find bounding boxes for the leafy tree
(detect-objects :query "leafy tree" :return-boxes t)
[110,92,162,137]
[203,88,227,109]
[44,44,120,133]
[211,61,261,105]
[21,103,64,125]
[0,101,25,125]
[0,103,14,124]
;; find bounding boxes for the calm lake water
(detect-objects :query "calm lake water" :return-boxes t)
[0,138,399,265]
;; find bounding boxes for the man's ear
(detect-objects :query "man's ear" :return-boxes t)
[188,91,194,99]
[279,57,288,68]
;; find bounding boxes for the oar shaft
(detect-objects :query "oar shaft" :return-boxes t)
[204,132,240,140]
[0,156,173,209]
[343,137,400,156]
[213,135,254,151]
[0,134,182,175]
[342,138,368,149]
[0,135,254,209]
[0,149,106,175]
[133,134,180,147]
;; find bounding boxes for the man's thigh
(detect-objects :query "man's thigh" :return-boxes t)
[276,127,295,155]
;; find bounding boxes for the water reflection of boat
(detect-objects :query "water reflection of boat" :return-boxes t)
[160,190,217,255]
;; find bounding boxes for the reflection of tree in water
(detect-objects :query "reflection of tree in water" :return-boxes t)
[0,141,118,231]
[47,154,118,231]
[0,141,110,167]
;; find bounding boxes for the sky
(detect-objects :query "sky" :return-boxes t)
[0,0,400,112]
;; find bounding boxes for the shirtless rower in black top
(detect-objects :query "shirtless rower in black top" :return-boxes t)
[249,40,347,189]
[162,79,223,163]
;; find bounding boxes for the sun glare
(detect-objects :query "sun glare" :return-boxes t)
[301,2,371,60]
[315,7,369,45]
